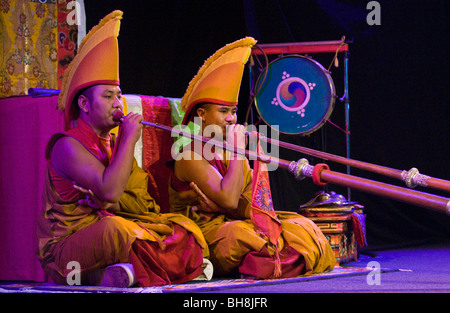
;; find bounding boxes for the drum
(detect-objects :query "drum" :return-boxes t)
[254,55,335,135]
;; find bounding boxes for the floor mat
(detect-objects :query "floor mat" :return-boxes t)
[0,266,398,293]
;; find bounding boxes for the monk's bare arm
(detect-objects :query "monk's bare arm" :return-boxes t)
[51,114,143,203]
[174,150,245,211]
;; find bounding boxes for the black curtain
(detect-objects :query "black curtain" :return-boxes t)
[85,0,449,248]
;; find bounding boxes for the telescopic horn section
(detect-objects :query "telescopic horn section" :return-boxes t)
[106,112,450,214]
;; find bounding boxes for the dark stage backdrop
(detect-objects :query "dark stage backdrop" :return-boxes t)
[85,0,449,248]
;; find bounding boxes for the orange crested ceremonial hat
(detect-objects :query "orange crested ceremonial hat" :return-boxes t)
[180,37,257,125]
[58,10,123,129]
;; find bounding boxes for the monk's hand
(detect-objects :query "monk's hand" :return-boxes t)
[189,182,220,213]
[73,183,116,213]
[121,112,144,145]
[226,124,247,152]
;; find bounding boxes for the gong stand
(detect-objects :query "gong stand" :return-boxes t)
[249,38,352,198]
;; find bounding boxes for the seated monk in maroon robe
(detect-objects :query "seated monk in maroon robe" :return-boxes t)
[168,37,336,279]
[36,11,208,287]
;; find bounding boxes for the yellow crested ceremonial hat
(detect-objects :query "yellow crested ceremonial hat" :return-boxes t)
[58,10,123,129]
[180,37,257,125]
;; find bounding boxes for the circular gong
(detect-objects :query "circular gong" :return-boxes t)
[254,55,336,135]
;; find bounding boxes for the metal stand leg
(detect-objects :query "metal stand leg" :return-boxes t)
[344,51,351,200]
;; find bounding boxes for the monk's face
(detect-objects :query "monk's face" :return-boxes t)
[196,103,238,137]
[79,84,123,132]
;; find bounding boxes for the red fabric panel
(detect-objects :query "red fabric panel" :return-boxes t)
[129,224,203,286]
[56,2,78,89]
[140,96,173,213]
[239,245,306,279]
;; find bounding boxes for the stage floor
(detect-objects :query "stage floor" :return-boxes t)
[212,241,450,293]
[1,242,449,293]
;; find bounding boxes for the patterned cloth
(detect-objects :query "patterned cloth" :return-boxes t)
[250,141,283,276]
[0,0,81,97]
[56,0,82,89]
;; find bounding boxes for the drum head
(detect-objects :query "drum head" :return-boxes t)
[254,55,335,135]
